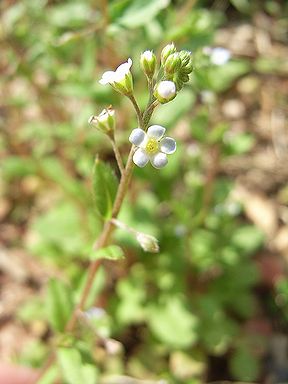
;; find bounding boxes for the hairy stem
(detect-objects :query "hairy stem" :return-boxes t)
[35,94,145,384]
[109,137,125,175]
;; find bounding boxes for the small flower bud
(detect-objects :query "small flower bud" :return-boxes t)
[89,107,115,135]
[161,42,177,66]
[179,50,192,66]
[154,80,176,104]
[136,233,159,253]
[164,52,181,77]
[140,50,156,78]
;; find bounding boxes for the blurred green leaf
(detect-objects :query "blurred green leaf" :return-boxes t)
[57,348,98,384]
[231,225,264,255]
[153,89,195,127]
[48,3,94,28]
[2,156,37,180]
[224,132,255,155]
[46,279,74,332]
[91,244,125,261]
[230,345,260,381]
[92,158,118,219]
[149,297,198,348]
[116,0,170,28]
[41,157,88,202]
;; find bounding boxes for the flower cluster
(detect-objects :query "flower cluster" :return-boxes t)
[97,42,193,169]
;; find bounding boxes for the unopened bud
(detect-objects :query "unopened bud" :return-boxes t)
[140,50,156,78]
[89,107,115,135]
[154,80,176,104]
[136,233,159,253]
[161,43,177,66]
[179,50,192,66]
[164,52,181,77]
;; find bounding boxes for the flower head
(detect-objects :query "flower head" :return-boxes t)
[129,125,176,169]
[88,107,115,135]
[99,58,133,95]
[154,80,176,104]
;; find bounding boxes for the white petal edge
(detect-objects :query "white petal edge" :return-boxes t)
[150,152,168,169]
[99,71,115,85]
[160,137,177,154]
[116,58,132,74]
[147,125,166,139]
[133,148,149,168]
[129,128,146,146]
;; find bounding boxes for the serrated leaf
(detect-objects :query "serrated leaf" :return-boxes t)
[92,159,118,219]
[91,245,125,261]
[46,279,74,332]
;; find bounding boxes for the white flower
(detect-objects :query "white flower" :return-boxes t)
[204,47,231,65]
[129,125,176,169]
[99,58,132,85]
[88,107,115,134]
[154,80,176,103]
[99,58,133,94]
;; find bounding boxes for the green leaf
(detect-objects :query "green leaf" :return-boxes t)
[224,132,255,155]
[115,0,171,28]
[148,297,198,348]
[46,279,74,332]
[209,60,250,91]
[2,156,37,180]
[41,157,88,203]
[231,225,264,255]
[92,158,118,219]
[90,245,125,261]
[57,348,98,384]
[230,346,260,381]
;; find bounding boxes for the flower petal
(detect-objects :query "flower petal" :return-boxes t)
[129,128,146,146]
[133,148,149,168]
[116,58,132,75]
[99,71,115,85]
[147,125,166,139]
[160,137,176,154]
[150,152,168,169]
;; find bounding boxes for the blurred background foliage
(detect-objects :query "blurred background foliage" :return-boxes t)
[1,0,288,383]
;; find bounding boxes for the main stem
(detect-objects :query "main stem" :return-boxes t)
[35,94,144,383]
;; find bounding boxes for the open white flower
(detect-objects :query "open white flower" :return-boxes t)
[129,125,176,169]
[99,58,132,84]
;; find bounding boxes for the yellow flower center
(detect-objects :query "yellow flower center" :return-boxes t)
[145,138,159,154]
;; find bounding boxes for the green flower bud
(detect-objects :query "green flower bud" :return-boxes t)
[88,107,115,136]
[136,232,159,253]
[140,50,157,78]
[161,42,177,66]
[154,80,176,104]
[179,50,191,66]
[164,52,181,76]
